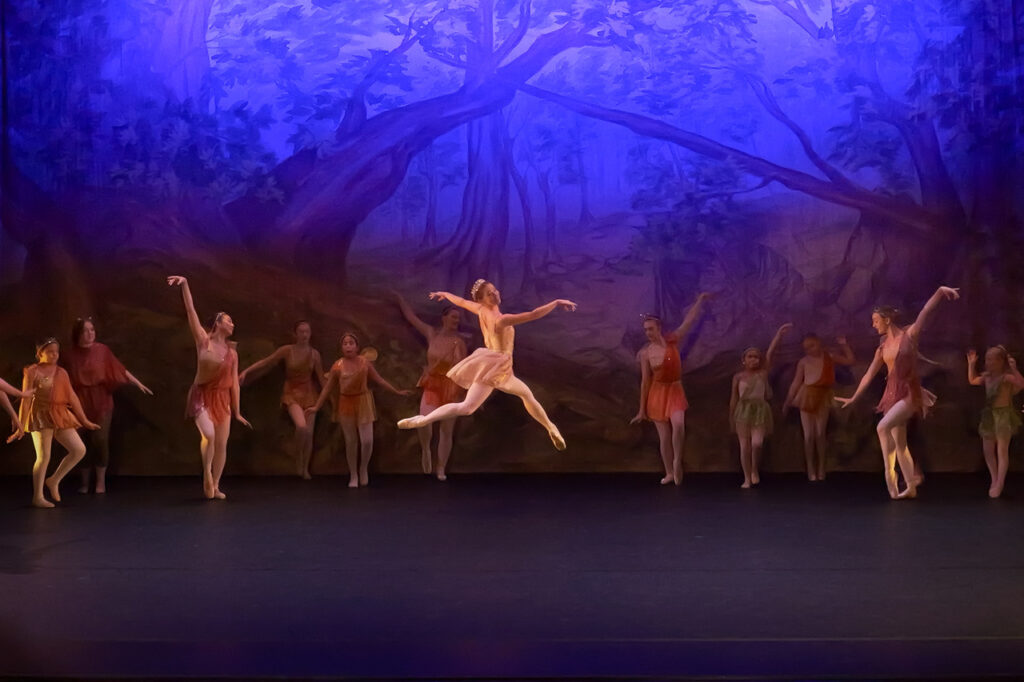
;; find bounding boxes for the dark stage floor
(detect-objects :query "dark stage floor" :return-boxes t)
[2,472,1023,680]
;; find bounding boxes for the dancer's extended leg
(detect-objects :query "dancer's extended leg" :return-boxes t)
[340,417,360,488]
[398,383,493,429]
[499,376,565,450]
[194,412,216,499]
[736,424,753,489]
[357,421,373,486]
[654,420,673,484]
[877,399,915,498]
[670,410,685,485]
[47,428,88,502]
[31,430,55,508]
[210,419,230,499]
[287,403,313,479]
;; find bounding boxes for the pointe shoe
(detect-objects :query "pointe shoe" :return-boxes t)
[548,429,566,451]
[398,416,424,429]
[896,486,917,500]
[44,477,61,503]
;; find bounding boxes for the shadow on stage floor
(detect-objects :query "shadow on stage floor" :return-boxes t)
[1,472,1022,680]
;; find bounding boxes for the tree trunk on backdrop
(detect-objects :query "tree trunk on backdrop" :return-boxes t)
[420,145,439,247]
[506,136,535,291]
[151,0,216,104]
[536,168,558,261]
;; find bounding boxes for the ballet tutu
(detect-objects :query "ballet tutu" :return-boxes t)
[979,406,1022,440]
[282,378,317,409]
[647,380,688,422]
[186,383,232,424]
[26,401,81,432]
[734,398,773,433]
[446,348,513,389]
[334,390,376,425]
[794,385,833,414]
[877,380,936,417]
[419,373,464,407]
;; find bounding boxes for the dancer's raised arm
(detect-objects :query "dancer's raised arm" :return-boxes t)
[908,285,960,340]
[673,292,712,341]
[835,348,885,408]
[1007,355,1024,392]
[167,276,207,346]
[395,291,434,339]
[966,349,984,386]
[764,323,794,370]
[429,291,480,315]
[499,299,577,328]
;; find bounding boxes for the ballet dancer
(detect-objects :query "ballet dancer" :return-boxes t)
[64,317,153,494]
[782,333,855,481]
[967,346,1024,498]
[631,291,712,485]
[396,280,576,450]
[835,286,960,499]
[239,321,325,479]
[20,338,100,507]
[168,275,251,500]
[730,323,793,488]
[394,291,467,480]
[305,333,412,488]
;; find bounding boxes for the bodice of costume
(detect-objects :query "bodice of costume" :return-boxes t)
[739,371,770,401]
[285,347,315,382]
[652,333,682,383]
[334,356,369,396]
[480,313,515,355]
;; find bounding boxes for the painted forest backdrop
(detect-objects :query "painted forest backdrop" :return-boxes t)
[1,0,1022,476]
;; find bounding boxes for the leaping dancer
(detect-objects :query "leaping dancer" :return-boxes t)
[397,280,576,451]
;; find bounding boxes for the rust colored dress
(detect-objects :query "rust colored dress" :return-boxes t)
[281,347,318,410]
[447,313,514,388]
[794,354,835,414]
[331,356,376,424]
[646,333,689,422]
[876,333,936,417]
[20,365,82,432]
[418,333,467,406]
[186,341,238,425]
[63,343,129,422]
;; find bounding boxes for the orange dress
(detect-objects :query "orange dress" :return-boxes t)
[794,354,835,414]
[20,365,82,432]
[281,347,318,409]
[646,333,689,422]
[418,333,467,406]
[877,333,936,417]
[447,313,514,388]
[331,356,376,424]
[186,341,237,425]
[63,343,129,422]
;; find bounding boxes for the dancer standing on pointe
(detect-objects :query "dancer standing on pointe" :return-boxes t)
[966,346,1024,498]
[239,321,325,479]
[397,280,576,450]
[305,333,412,488]
[65,317,154,494]
[835,286,960,499]
[168,276,251,500]
[631,292,712,485]
[782,333,855,482]
[393,291,467,480]
[730,323,793,488]
[20,339,100,507]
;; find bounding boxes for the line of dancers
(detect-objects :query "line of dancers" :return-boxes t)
[3,278,1017,509]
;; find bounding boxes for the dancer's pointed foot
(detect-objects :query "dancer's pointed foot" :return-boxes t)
[673,461,682,486]
[989,483,1003,498]
[32,496,55,509]
[436,471,447,482]
[347,477,359,489]
[807,471,817,482]
[358,469,369,487]
[549,428,566,451]
[203,476,216,500]
[741,479,752,489]
[398,416,425,430]
[44,476,61,503]
[896,485,917,500]
[214,488,227,500]
[660,475,673,485]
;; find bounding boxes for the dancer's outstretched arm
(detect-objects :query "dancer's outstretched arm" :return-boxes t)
[239,346,288,384]
[831,336,855,366]
[429,291,481,315]
[835,348,884,408]
[2,393,23,443]
[673,292,712,341]
[167,276,207,347]
[966,350,985,386]
[499,299,577,327]
[764,323,794,371]
[124,370,154,395]
[305,371,338,416]
[908,285,960,341]
[368,364,413,396]
[395,291,433,340]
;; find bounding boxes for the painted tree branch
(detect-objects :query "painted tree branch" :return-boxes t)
[493,0,532,66]
[518,84,939,233]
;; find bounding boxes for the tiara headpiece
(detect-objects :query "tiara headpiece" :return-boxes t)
[470,279,487,299]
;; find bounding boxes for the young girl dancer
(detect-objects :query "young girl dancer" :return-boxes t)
[782,334,855,481]
[730,323,793,488]
[168,275,251,500]
[396,280,576,451]
[835,286,960,499]
[967,346,1024,498]
[239,321,325,479]
[20,339,100,507]
[65,317,153,494]
[394,291,467,480]
[631,292,712,485]
[306,333,412,488]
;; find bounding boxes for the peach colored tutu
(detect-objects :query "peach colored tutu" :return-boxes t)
[447,348,513,389]
[647,381,688,422]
